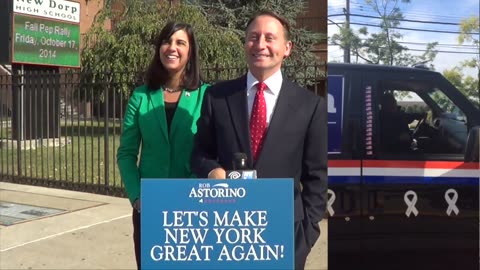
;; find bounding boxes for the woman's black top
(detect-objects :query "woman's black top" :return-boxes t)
[164,101,178,131]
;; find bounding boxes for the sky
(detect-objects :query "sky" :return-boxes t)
[328,0,480,77]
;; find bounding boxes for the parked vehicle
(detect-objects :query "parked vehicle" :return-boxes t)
[327,63,479,270]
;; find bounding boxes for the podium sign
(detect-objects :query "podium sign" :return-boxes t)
[141,179,294,270]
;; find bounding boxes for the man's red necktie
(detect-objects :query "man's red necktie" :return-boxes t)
[250,82,267,161]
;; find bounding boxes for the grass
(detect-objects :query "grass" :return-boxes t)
[0,119,123,188]
[0,120,11,138]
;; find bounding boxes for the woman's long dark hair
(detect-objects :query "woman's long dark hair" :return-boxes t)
[145,22,201,91]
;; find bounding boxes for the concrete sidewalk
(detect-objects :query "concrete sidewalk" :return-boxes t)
[0,182,327,269]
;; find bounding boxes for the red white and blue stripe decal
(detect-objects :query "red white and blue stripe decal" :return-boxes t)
[329,160,479,185]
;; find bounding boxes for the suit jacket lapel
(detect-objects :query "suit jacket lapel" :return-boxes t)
[148,90,169,142]
[225,76,253,166]
[256,79,297,166]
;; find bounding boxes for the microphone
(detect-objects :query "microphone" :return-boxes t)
[226,153,257,179]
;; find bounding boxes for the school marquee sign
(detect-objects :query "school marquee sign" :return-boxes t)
[14,0,80,23]
[11,0,81,67]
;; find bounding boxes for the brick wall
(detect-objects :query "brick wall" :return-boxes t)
[297,0,327,61]
[77,0,107,49]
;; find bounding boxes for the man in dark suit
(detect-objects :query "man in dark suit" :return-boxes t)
[191,10,327,270]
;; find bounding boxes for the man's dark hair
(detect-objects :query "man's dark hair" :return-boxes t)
[145,22,201,91]
[245,10,291,41]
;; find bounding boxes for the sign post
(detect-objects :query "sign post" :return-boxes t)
[141,179,294,270]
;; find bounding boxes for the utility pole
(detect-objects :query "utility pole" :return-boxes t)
[343,0,351,63]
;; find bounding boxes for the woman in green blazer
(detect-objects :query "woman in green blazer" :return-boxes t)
[116,22,207,269]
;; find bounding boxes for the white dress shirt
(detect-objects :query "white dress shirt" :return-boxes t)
[246,70,283,126]
[207,70,284,178]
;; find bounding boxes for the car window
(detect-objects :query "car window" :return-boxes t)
[428,88,467,122]
[376,80,467,159]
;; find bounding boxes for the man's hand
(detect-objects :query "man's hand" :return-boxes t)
[133,199,141,213]
[208,168,226,179]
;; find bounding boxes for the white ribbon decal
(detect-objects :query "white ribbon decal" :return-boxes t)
[445,189,459,216]
[327,189,336,217]
[404,190,419,217]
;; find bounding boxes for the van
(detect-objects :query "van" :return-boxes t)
[327,63,479,270]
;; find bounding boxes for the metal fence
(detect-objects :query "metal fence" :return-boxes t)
[0,62,326,197]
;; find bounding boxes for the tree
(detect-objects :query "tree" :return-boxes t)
[443,67,479,108]
[457,16,479,103]
[330,25,363,62]
[80,0,244,99]
[331,0,438,67]
[458,16,479,69]
[188,0,326,83]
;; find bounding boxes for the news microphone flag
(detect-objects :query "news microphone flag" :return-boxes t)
[227,152,257,179]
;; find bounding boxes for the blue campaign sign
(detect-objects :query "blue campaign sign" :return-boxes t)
[328,75,344,154]
[141,179,294,270]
